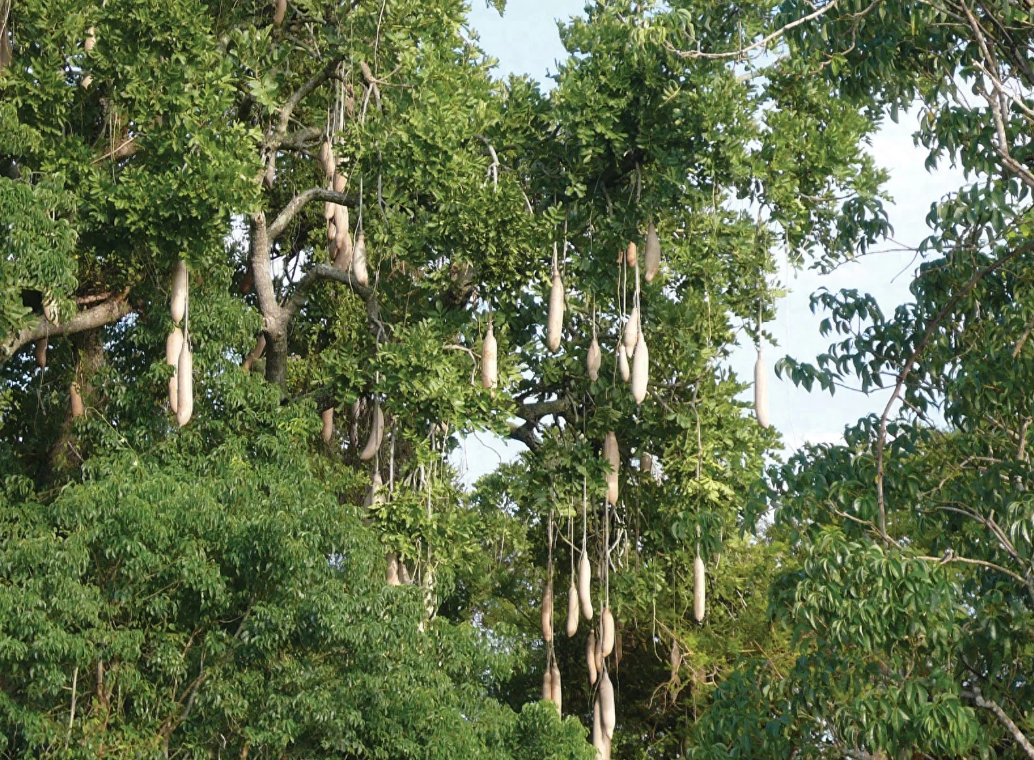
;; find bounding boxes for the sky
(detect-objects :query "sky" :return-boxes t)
[452,0,968,481]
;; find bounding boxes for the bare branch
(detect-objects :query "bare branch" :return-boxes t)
[1,295,132,364]
[281,263,372,323]
[963,688,1034,760]
[267,188,358,241]
[279,125,324,151]
[266,56,344,157]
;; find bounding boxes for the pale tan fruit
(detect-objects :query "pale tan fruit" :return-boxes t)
[601,607,615,657]
[352,232,369,287]
[550,664,562,713]
[320,140,334,179]
[578,549,593,620]
[542,669,553,702]
[324,199,335,221]
[617,343,630,382]
[604,431,619,506]
[587,337,601,381]
[43,300,58,323]
[625,241,637,268]
[166,328,184,366]
[81,75,93,89]
[631,331,649,405]
[594,631,604,674]
[640,451,653,476]
[176,343,193,427]
[386,552,400,586]
[70,382,84,418]
[84,27,96,52]
[566,583,579,637]
[321,407,334,443]
[327,222,337,241]
[333,172,346,194]
[541,578,553,643]
[645,222,661,282]
[587,631,598,685]
[600,670,616,738]
[592,697,607,759]
[358,402,383,461]
[694,554,706,622]
[242,335,266,372]
[400,561,411,584]
[623,307,639,353]
[171,260,188,323]
[546,270,564,352]
[334,206,352,270]
[169,375,178,414]
[754,348,770,429]
[34,339,47,369]
[481,324,498,389]
[273,0,287,24]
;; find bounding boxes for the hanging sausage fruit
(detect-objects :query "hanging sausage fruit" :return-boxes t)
[546,243,564,352]
[482,321,498,390]
[694,551,706,622]
[755,343,770,429]
[644,221,661,283]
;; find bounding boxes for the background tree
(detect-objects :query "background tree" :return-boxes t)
[2,0,888,757]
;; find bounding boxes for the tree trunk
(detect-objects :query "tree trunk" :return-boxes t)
[263,330,288,388]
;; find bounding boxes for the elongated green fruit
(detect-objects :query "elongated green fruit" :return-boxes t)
[546,268,564,352]
[566,583,579,637]
[358,403,383,461]
[587,337,601,381]
[604,431,619,506]
[694,554,706,622]
[601,607,615,657]
[631,331,649,405]
[578,550,593,619]
[541,578,553,643]
[176,343,193,427]
[644,222,660,282]
[587,631,598,685]
[321,407,334,443]
[623,307,639,352]
[617,342,630,382]
[482,324,498,389]
[600,670,616,739]
[755,347,770,428]
[170,260,188,324]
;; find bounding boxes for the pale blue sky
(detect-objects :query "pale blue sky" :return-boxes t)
[455,1,965,481]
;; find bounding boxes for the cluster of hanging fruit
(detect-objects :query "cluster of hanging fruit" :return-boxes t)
[166,261,193,427]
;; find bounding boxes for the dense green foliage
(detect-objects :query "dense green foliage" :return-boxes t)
[11,0,1032,758]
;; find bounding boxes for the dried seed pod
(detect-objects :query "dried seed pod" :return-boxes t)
[587,336,601,381]
[754,347,769,429]
[604,431,619,506]
[617,343,630,382]
[600,670,616,739]
[601,607,615,657]
[321,407,334,443]
[320,140,334,179]
[669,638,682,679]
[242,335,266,372]
[34,339,47,369]
[84,27,96,52]
[587,631,598,685]
[542,668,553,702]
[170,260,188,323]
[481,323,498,389]
[578,549,593,620]
[386,552,401,586]
[358,402,383,461]
[352,231,369,287]
[625,241,637,268]
[623,307,639,353]
[176,343,193,427]
[546,265,564,352]
[566,583,579,637]
[631,331,649,405]
[166,328,184,366]
[541,578,553,643]
[645,221,661,282]
[70,382,84,418]
[334,206,353,270]
[694,554,706,622]
[273,0,287,24]
[550,664,562,713]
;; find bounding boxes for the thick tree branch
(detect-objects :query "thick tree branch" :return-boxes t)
[281,264,372,324]
[280,125,324,151]
[249,213,280,323]
[1,295,131,364]
[266,56,344,157]
[963,688,1034,760]
[267,188,358,241]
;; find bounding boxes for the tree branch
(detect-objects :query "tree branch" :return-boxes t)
[281,264,372,324]
[279,125,324,151]
[1,295,132,364]
[267,188,358,241]
[963,688,1034,760]
[266,56,344,157]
